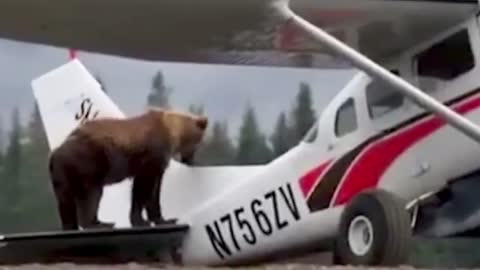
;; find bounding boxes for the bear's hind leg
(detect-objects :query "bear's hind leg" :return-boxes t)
[146,176,163,224]
[50,166,79,230]
[54,187,79,231]
[130,174,154,227]
[146,175,177,226]
[77,186,114,230]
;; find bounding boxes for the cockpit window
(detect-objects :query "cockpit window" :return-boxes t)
[366,70,404,119]
[416,28,474,81]
[335,98,357,137]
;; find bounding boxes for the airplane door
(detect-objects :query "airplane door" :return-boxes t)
[362,73,425,199]
[364,70,407,131]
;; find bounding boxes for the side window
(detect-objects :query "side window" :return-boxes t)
[335,98,358,137]
[416,28,474,81]
[366,70,404,119]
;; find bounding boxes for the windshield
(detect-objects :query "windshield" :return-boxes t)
[302,121,318,143]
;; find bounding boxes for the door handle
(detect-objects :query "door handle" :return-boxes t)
[412,161,430,178]
[327,142,336,151]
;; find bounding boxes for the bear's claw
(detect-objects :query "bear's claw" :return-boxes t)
[151,217,178,226]
[131,218,151,227]
[82,221,115,230]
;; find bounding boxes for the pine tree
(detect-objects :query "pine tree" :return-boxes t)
[28,103,48,150]
[289,82,316,143]
[235,105,273,165]
[94,74,107,93]
[0,115,4,162]
[16,104,58,232]
[147,70,172,108]
[195,121,236,165]
[270,111,291,157]
[2,108,22,213]
[188,104,205,116]
[0,115,5,183]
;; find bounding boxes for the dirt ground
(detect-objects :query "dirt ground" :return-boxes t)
[0,263,431,270]
[0,252,430,270]
[0,240,476,269]
[0,263,426,270]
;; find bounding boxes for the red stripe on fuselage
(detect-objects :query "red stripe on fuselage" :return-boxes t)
[299,160,333,198]
[332,94,480,206]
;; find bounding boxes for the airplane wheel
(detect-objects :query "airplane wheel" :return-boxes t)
[333,189,412,266]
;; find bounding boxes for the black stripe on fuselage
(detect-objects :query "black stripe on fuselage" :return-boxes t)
[306,139,373,212]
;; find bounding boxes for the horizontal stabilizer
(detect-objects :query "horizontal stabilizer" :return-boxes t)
[0,224,188,264]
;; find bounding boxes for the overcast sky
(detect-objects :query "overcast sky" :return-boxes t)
[0,38,356,141]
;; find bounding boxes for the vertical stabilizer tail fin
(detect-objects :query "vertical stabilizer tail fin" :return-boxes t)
[32,59,126,151]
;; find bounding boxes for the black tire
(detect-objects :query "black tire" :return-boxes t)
[333,189,412,266]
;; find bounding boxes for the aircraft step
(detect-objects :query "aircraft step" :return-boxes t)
[0,224,189,265]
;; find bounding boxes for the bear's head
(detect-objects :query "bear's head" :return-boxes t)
[148,107,208,164]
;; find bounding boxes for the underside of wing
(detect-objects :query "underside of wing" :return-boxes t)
[0,0,478,68]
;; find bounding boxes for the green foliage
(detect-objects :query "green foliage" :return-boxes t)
[235,104,273,165]
[289,82,316,144]
[0,105,58,233]
[270,111,292,157]
[148,70,172,108]
[0,116,5,166]
[94,74,107,93]
[21,104,58,231]
[2,107,22,207]
[188,104,205,116]
[194,120,236,166]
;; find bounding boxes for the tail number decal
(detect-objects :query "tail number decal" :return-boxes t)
[75,97,99,124]
[205,182,301,260]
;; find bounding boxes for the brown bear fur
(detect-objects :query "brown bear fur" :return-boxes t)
[48,107,208,230]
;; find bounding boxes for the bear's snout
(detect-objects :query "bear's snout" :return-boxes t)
[196,117,208,131]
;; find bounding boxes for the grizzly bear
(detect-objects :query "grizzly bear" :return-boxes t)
[48,107,208,230]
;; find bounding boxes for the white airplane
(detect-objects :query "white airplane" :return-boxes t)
[2,0,480,267]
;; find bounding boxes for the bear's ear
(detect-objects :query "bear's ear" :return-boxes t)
[196,117,208,131]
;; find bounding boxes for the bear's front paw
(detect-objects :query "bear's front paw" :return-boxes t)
[180,154,195,165]
[82,220,115,230]
[131,217,151,227]
[92,221,115,229]
[151,217,178,226]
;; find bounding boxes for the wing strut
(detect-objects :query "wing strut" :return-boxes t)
[273,0,480,144]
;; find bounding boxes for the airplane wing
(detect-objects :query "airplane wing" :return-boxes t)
[0,225,188,264]
[0,0,478,68]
